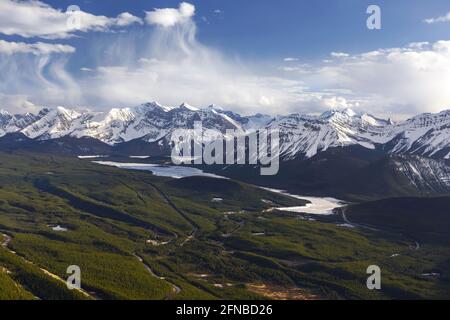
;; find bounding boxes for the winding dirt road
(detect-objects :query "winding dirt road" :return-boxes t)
[133,253,181,295]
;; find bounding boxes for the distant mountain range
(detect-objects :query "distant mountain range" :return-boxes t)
[1,102,450,161]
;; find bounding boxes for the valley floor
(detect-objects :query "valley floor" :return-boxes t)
[0,153,449,300]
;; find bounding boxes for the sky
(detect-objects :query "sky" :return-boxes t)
[0,0,449,119]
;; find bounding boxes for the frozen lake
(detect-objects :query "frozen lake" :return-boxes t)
[261,188,345,215]
[93,161,228,179]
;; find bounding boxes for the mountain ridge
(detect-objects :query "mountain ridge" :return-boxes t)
[1,103,450,160]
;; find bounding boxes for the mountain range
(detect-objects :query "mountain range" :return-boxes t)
[1,102,450,161]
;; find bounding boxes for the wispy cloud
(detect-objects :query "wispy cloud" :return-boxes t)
[424,12,450,24]
[330,52,349,58]
[0,40,79,112]
[0,40,75,55]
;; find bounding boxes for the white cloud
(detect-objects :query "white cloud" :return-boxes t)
[424,12,450,24]
[279,64,312,74]
[83,51,301,115]
[308,41,450,117]
[0,93,40,114]
[0,40,75,55]
[331,52,349,58]
[280,66,300,72]
[283,57,298,62]
[115,12,143,27]
[0,0,142,39]
[145,2,195,27]
[408,42,429,49]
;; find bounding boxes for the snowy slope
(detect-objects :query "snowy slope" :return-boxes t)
[266,108,450,160]
[266,108,392,159]
[21,107,84,140]
[393,156,450,192]
[382,110,450,158]
[0,109,42,137]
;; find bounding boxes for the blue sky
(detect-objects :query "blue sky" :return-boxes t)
[0,0,449,118]
[28,0,450,60]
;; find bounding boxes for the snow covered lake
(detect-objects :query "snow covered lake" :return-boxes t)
[51,225,68,232]
[261,188,345,215]
[78,155,109,159]
[93,161,228,179]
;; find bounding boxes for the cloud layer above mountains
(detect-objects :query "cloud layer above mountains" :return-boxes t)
[0,0,449,119]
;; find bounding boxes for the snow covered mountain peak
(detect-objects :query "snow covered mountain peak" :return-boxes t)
[136,101,174,113]
[21,106,83,140]
[104,108,135,122]
[267,107,450,159]
[204,104,225,113]
[318,108,387,126]
[342,107,357,117]
[179,102,199,111]
[55,106,80,116]
[319,108,357,120]
[1,103,450,161]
